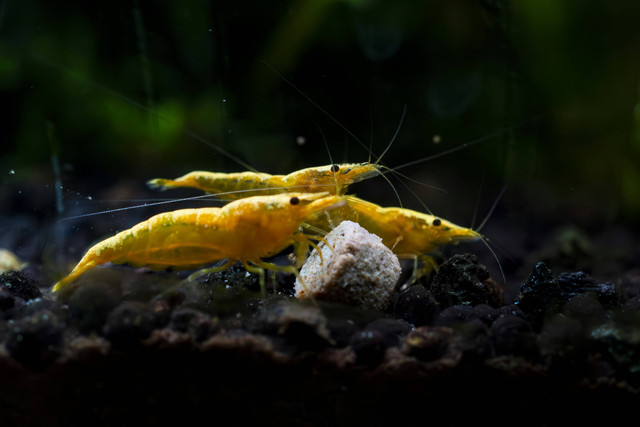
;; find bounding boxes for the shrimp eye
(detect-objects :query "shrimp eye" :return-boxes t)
[289,196,300,205]
[330,164,340,173]
[433,218,441,226]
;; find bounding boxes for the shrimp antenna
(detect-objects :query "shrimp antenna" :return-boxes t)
[60,183,334,222]
[374,104,407,165]
[469,171,486,230]
[391,116,542,172]
[260,60,376,159]
[60,192,222,221]
[479,236,507,288]
[476,184,507,234]
[315,123,339,195]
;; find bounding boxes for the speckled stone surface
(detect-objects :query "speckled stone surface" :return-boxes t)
[295,220,401,310]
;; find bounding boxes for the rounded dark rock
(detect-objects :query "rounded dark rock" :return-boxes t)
[170,307,220,342]
[454,319,492,362]
[435,304,472,326]
[467,304,500,326]
[363,318,412,348]
[248,299,333,352]
[562,292,607,327]
[0,270,42,301]
[490,314,539,359]
[0,287,24,313]
[4,309,63,369]
[67,281,121,334]
[393,285,439,326]
[430,253,503,308]
[350,329,387,366]
[401,326,455,362]
[539,314,585,359]
[497,304,527,320]
[326,317,359,347]
[102,301,156,347]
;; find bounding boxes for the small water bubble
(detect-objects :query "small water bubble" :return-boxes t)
[86,196,93,200]
[222,98,227,103]
[227,129,232,134]
[17,190,22,195]
[208,28,213,32]
[296,136,306,146]
[432,135,442,144]
[9,169,15,175]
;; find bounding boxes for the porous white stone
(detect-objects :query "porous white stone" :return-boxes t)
[295,220,401,310]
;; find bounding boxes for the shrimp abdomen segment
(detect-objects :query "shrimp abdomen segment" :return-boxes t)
[147,171,276,199]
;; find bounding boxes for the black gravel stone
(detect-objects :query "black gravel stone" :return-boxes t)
[514,262,563,329]
[435,304,472,326]
[102,301,156,347]
[248,299,333,352]
[362,318,412,348]
[491,314,539,359]
[430,253,503,308]
[556,271,617,306]
[562,292,607,327]
[4,309,63,369]
[350,329,387,366]
[393,285,439,326]
[169,308,220,342]
[66,281,121,334]
[539,314,587,367]
[467,303,500,326]
[0,270,42,301]
[402,326,456,362]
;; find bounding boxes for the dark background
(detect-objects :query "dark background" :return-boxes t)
[2,0,639,295]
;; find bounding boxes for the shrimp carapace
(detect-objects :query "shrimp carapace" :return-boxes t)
[146,162,381,199]
[53,192,345,293]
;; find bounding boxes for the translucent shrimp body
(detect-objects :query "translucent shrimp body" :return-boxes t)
[147,163,381,199]
[53,192,345,292]
[341,196,481,255]
[305,195,481,276]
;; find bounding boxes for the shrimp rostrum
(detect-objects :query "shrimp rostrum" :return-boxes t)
[53,192,345,293]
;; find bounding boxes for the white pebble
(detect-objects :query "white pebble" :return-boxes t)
[295,221,401,310]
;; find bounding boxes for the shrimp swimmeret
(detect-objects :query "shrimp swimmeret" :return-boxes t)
[53,192,345,293]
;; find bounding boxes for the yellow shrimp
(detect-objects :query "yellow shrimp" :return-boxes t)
[53,192,345,293]
[306,195,483,280]
[146,163,382,199]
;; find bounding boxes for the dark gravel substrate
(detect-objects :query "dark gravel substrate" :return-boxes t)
[1,248,640,426]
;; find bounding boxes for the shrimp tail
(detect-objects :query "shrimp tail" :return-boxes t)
[52,259,99,292]
[146,178,173,191]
